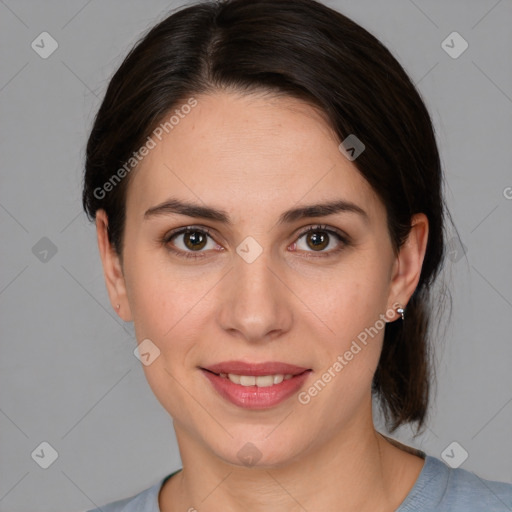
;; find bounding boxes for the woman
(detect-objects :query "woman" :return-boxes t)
[82,0,512,510]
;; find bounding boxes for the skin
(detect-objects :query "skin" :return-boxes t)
[96,90,429,512]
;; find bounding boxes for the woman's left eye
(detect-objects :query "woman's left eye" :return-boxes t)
[292,225,349,256]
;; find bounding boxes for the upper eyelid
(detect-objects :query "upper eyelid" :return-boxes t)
[298,224,347,239]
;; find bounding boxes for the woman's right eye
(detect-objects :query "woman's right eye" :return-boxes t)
[163,227,220,259]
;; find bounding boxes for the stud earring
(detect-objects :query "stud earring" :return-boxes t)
[116,304,120,310]
[396,303,405,321]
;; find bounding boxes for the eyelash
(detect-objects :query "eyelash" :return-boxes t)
[161,224,350,260]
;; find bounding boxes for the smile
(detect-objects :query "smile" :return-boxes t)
[201,367,312,409]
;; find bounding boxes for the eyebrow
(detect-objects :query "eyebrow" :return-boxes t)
[143,197,369,225]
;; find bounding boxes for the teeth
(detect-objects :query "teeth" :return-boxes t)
[223,373,294,387]
[273,374,284,384]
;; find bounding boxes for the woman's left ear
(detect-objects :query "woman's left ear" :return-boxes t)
[95,209,133,322]
[388,213,429,307]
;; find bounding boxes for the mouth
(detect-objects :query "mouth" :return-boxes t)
[199,361,313,409]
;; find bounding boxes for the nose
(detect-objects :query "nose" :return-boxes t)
[217,249,293,343]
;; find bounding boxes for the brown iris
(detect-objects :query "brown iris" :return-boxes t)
[305,230,329,251]
[183,230,208,251]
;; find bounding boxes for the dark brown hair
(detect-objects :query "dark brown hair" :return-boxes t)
[82,0,455,433]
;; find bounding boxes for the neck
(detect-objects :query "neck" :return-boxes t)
[160,415,421,512]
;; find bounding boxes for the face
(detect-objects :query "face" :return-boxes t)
[97,90,427,468]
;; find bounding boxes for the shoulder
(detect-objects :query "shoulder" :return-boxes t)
[398,455,512,512]
[84,475,168,512]
[438,459,512,512]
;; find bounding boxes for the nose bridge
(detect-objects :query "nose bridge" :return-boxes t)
[217,245,292,341]
[234,248,277,300]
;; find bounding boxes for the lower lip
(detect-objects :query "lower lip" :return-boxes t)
[201,369,312,409]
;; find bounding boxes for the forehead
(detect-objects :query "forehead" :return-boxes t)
[125,91,383,224]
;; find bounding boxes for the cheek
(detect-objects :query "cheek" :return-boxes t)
[297,256,390,391]
[125,262,204,416]
[304,257,389,338]
[125,247,200,337]
[127,272,173,340]
[124,251,219,379]
[296,274,387,425]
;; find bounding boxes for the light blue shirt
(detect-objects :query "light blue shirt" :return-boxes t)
[87,455,512,511]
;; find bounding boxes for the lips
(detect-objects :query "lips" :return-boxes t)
[201,366,312,409]
[202,360,311,376]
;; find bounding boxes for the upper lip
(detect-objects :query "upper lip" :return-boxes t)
[202,361,311,376]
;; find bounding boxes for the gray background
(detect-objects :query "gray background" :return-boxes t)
[1,0,511,510]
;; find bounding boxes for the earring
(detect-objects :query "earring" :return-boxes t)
[116,304,120,310]
[396,303,405,321]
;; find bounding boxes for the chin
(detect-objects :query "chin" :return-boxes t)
[208,433,306,470]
